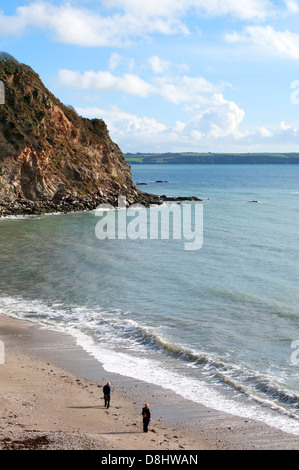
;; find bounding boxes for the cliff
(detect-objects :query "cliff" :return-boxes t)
[0,53,160,216]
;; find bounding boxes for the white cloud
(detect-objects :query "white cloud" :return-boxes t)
[75,101,299,153]
[153,75,223,104]
[259,127,272,137]
[103,0,273,20]
[225,25,299,59]
[195,0,274,20]
[76,106,167,148]
[148,56,171,74]
[285,0,299,13]
[58,58,241,149]
[58,61,227,105]
[58,69,155,97]
[102,0,186,18]
[0,1,189,46]
[148,56,189,76]
[108,53,122,72]
[57,52,299,152]
[0,0,276,47]
[238,121,299,149]
[75,90,246,151]
[184,93,245,138]
[108,53,136,73]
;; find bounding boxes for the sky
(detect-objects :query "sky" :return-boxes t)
[1,0,299,153]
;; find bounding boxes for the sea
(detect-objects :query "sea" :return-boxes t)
[0,164,298,436]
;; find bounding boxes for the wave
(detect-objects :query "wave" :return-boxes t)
[0,214,42,221]
[126,322,299,411]
[0,294,298,435]
[71,323,299,436]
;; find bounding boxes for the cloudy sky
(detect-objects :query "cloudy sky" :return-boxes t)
[1,0,299,153]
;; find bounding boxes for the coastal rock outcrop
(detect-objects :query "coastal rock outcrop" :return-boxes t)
[0,53,161,216]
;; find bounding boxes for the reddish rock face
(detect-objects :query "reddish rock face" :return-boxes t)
[0,54,160,216]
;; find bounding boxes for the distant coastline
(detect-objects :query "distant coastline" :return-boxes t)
[125,152,299,164]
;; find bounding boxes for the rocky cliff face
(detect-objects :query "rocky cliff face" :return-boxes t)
[0,54,160,216]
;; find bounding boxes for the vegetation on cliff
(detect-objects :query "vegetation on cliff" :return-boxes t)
[0,53,160,216]
[125,152,299,164]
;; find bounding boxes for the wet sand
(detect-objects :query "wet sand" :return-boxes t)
[0,314,298,450]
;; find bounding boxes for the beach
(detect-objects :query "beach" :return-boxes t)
[1,0,299,454]
[0,314,298,451]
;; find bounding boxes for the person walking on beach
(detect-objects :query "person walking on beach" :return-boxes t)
[103,382,111,408]
[142,403,151,432]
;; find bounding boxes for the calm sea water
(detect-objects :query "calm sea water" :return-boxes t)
[0,164,298,435]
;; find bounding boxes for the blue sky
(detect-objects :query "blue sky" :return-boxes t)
[1,0,299,153]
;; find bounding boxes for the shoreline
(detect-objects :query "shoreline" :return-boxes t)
[0,314,298,450]
[0,193,202,219]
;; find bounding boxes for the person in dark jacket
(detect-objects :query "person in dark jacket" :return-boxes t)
[103,382,111,408]
[141,403,151,432]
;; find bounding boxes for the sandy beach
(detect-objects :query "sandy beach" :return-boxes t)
[0,313,298,451]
